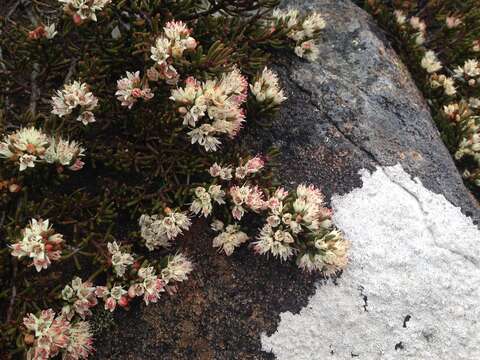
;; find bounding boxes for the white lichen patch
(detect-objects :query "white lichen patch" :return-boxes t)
[261,165,480,359]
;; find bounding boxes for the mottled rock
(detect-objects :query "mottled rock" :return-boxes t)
[94,0,480,358]
[247,0,479,222]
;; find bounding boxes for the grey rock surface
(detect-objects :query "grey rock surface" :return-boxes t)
[248,0,480,222]
[94,0,480,358]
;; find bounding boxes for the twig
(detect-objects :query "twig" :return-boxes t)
[5,0,21,20]
[29,62,40,116]
[6,259,18,323]
[64,57,79,84]
[181,0,225,21]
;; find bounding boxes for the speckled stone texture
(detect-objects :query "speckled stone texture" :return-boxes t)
[94,0,479,358]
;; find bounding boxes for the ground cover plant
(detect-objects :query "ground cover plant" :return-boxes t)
[0,1,349,358]
[358,0,480,197]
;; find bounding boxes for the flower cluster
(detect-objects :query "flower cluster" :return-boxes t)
[44,137,85,171]
[127,266,165,305]
[61,277,98,320]
[139,209,191,250]
[10,219,64,272]
[367,3,480,188]
[116,71,154,109]
[170,68,248,151]
[455,116,480,163]
[190,185,225,217]
[149,21,197,84]
[51,81,98,125]
[188,156,349,273]
[421,50,442,73]
[0,127,48,171]
[107,242,134,277]
[95,285,128,312]
[429,73,456,96]
[229,184,267,220]
[250,67,287,110]
[254,185,349,273]
[271,9,326,61]
[59,0,111,24]
[454,59,480,86]
[160,253,193,284]
[23,309,93,360]
[0,127,85,172]
[28,24,57,40]
[211,222,249,256]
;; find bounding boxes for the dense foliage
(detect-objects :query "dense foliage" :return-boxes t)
[359,0,480,197]
[0,1,348,358]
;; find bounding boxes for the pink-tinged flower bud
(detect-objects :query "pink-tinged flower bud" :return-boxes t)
[95,286,108,298]
[69,159,85,171]
[73,14,82,25]
[185,37,197,50]
[8,183,21,193]
[24,334,35,345]
[28,26,45,40]
[128,286,137,298]
[469,79,476,87]
[178,107,188,115]
[118,296,129,307]
[131,88,143,98]
[105,297,116,312]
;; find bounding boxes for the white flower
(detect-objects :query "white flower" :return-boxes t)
[209,162,233,180]
[454,59,480,79]
[445,16,462,29]
[294,40,320,61]
[272,8,300,29]
[420,51,442,73]
[469,97,480,109]
[190,186,220,217]
[61,277,97,320]
[23,309,71,359]
[414,32,425,45]
[116,71,154,109]
[212,224,249,256]
[171,68,248,151]
[107,241,134,277]
[443,77,457,96]
[51,81,98,125]
[139,210,191,251]
[253,224,294,261]
[210,219,224,232]
[409,16,426,32]
[250,67,287,107]
[161,253,193,284]
[44,137,85,169]
[65,321,94,359]
[149,20,196,83]
[301,12,326,37]
[10,219,64,272]
[131,266,165,305]
[19,154,36,171]
[44,23,57,39]
[394,10,406,25]
[59,0,112,22]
